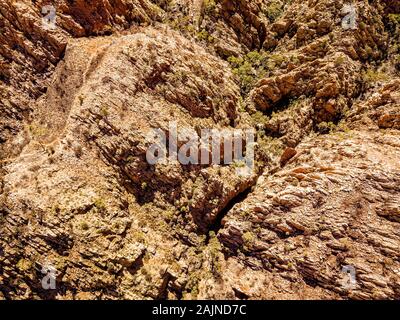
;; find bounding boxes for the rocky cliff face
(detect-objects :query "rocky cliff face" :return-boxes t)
[0,0,399,300]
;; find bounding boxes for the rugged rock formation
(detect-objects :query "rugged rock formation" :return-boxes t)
[1,0,399,300]
[218,129,400,299]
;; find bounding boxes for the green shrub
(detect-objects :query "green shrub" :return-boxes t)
[395,55,400,71]
[264,0,284,22]
[335,55,346,66]
[227,51,271,94]
[27,124,47,137]
[80,221,89,230]
[100,105,109,117]
[268,54,286,69]
[257,135,284,158]
[251,111,268,126]
[16,258,32,271]
[208,231,222,275]
[204,0,216,15]
[317,121,336,134]
[363,69,389,83]
[388,14,400,25]
[94,198,106,211]
[196,29,214,42]
[78,95,84,106]
[242,231,255,250]
[387,14,400,36]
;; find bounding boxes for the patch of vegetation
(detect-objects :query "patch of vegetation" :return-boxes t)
[16,258,32,272]
[80,221,89,231]
[51,204,61,215]
[139,203,172,233]
[101,24,113,35]
[363,69,389,84]
[203,0,216,15]
[100,105,109,117]
[73,144,83,158]
[78,95,84,106]
[388,14,400,25]
[227,51,271,94]
[335,55,346,66]
[228,50,289,95]
[27,123,47,138]
[208,231,223,275]
[364,45,374,58]
[268,54,286,69]
[242,231,255,250]
[162,209,175,223]
[140,267,152,282]
[251,110,269,126]
[94,197,106,211]
[232,160,246,168]
[257,135,285,159]
[239,209,252,220]
[166,15,190,31]
[263,0,285,22]
[230,60,255,93]
[386,13,400,39]
[317,121,337,134]
[238,97,246,112]
[185,271,201,299]
[196,29,214,43]
[132,230,146,243]
[395,55,400,72]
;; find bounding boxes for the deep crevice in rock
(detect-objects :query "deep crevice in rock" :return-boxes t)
[207,184,254,240]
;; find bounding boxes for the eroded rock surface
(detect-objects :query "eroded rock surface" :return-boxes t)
[217,129,400,299]
[1,0,400,300]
